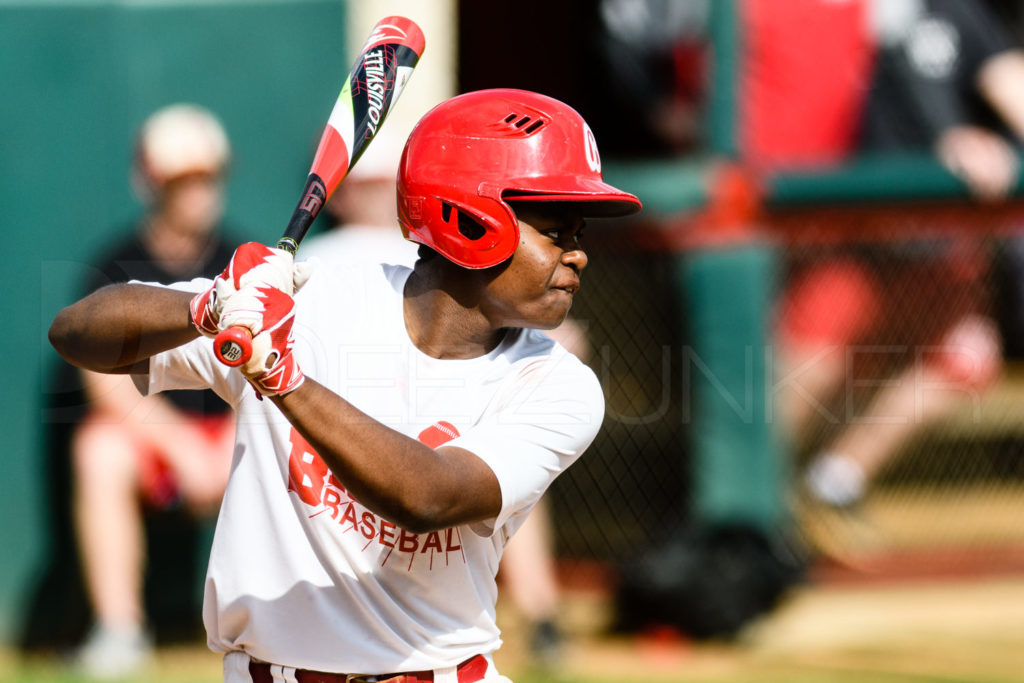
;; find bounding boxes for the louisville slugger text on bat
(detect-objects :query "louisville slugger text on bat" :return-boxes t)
[214,16,425,366]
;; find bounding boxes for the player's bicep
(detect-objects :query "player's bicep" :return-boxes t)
[435,444,503,523]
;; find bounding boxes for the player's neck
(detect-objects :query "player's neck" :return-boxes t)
[402,268,506,360]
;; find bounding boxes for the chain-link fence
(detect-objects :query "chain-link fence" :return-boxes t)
[547,205,1024,636]
[550,245,691,561]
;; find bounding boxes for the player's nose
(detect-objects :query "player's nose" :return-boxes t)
[561,247,587,273]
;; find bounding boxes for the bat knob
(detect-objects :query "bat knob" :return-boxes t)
[214,326,253,367]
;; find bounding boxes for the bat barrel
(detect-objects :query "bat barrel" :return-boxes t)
[310,16,425,208]
[282,17,424,250]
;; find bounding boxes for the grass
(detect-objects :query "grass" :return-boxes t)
[4,574,1024,683]
[3,640,1024,683]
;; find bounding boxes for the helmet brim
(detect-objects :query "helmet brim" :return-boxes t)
[503,176,642,217]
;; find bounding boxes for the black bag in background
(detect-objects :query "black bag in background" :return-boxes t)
[614,522,806,640]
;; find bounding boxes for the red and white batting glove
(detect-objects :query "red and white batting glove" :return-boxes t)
[190,275,226,338]
[189,242,314,338]
[227,285,305,398]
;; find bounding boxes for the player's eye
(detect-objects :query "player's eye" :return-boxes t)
[546,225,585,246]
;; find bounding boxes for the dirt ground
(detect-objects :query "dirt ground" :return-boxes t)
[3,570,1023,682]
[5,487,1024,682]
[495,485,1024,681]
[494,572,1024,682]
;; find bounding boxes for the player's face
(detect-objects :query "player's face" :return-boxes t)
[479,204,588,330]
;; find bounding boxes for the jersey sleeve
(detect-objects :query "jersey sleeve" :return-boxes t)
[448,352,605,538]
[129,278,247,408]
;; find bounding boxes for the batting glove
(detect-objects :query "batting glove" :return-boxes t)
[190,284,222,338]
[230,285,305,398]
[189,242,315,338]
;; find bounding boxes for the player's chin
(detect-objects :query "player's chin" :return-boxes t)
[524,294,573,330]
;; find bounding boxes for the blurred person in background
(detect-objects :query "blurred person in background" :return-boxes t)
[861,0,1024,199]
[775,0,1024,559]
[68,103,239,678]
[587,0,709,159]
[739,0,874,170]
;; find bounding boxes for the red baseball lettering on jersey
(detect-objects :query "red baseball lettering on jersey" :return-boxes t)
[339,501,359,530]
[360,511,377,539]
[445,528,462,552]
[398,529,419,553]
[379,519,397,548]
[421,532,443,553]
[287,429,328,506]
[322,487,343,520]
[285,427,465,569]
[417,421,460,449]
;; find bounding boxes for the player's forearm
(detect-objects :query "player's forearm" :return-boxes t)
[274,378,501,533]
[50,283,198,372]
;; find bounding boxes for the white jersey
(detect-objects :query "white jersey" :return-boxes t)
[138,263,604,673]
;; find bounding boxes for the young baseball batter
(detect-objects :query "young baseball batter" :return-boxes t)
[50,89,640,683]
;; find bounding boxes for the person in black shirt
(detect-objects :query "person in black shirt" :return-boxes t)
[785,0,1024,562]
[69,104,238,678]
[862,0,1024,198]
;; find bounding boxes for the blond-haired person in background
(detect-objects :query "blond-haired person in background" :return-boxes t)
[71,103,239,678]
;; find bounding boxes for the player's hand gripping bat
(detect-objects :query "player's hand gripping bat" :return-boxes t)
[214,16,425,367]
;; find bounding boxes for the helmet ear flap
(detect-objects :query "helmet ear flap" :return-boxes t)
[454,208,486,241]
[438,200,490,250]
[406,194,520,269]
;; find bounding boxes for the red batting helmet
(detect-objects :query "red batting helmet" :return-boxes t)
[397,89,641,269]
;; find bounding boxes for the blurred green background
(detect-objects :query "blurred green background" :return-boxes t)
[0,0,346,642]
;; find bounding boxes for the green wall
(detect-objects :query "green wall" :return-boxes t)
[0,0,345,642]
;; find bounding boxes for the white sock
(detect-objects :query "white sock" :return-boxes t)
[804,452,866,507]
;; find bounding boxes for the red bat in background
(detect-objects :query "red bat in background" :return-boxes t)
[215,15,425,367]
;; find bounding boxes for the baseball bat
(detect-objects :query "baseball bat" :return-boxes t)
[214,16,425,367]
